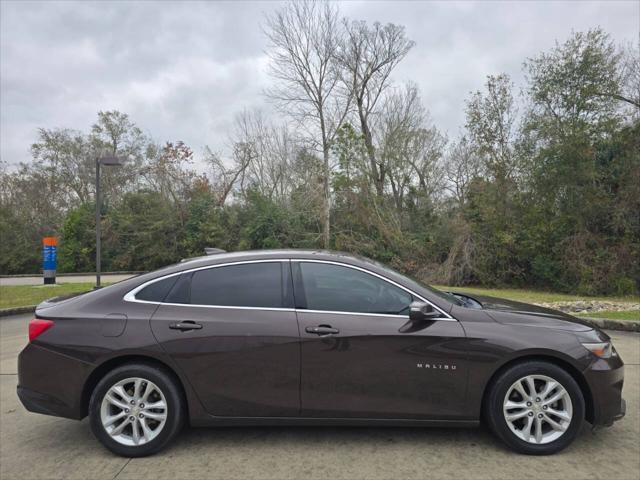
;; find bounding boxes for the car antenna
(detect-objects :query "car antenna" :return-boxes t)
[204,248,226,255]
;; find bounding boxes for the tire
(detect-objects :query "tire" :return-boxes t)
[485,360,585,455]
[89,362,184,457]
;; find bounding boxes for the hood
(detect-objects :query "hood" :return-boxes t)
[460,293,595,332]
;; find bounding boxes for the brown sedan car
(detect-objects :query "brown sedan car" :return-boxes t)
[18,250,625,456]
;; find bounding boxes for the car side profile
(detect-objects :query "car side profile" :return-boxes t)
[18,250,625,456]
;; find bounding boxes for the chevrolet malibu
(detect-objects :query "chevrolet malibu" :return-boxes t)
[18,250,625,456]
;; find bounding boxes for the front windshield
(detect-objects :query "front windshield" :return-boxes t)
[404,274,465,306]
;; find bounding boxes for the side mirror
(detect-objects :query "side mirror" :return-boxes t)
[409,301,441,322]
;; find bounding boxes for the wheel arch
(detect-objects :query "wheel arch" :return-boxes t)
[81,355,189,419]
[480,354,595,424]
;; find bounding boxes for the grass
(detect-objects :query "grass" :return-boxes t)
[577,310,640,321]
[0,283,110,309]
[433,285,639,305]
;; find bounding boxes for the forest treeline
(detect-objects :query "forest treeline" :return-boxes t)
[1,2,639,295]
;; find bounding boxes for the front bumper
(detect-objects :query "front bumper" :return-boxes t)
[615,398,627,422]
[583,353,626,427]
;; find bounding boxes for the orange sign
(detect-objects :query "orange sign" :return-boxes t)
[43,237,58,246]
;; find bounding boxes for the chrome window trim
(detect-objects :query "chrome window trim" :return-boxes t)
[298,309,419,319]
[132,300,295,313]
[123,257,455,321]
[123,259,287,305]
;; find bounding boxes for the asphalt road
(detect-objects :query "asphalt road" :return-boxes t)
[1,313,638,480]
[0,274,136,286]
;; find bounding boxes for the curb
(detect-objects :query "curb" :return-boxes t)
[580,317,640,333]
[0,305,638,332]
[0,306,36,317]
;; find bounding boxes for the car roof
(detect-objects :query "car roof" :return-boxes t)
[173,249,407,274]
[178,249,366,266]
[115,250,367,287]
[36,249,456,317]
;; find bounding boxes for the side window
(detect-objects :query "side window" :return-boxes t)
[299,262,413,315]
[190,262,288,308]
[164,273,191,304]
[136,275,179,302]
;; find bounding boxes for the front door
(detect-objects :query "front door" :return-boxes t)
[150,260,300,417]
[295,261,468,420]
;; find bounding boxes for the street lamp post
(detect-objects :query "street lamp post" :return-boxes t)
[95,155,124,288]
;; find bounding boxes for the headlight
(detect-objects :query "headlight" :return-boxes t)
[582,342,613,359]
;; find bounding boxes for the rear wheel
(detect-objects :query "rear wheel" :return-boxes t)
[485,361,585,455]
[89,363,184,457]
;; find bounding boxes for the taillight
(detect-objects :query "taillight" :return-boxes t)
[29,318,54,342]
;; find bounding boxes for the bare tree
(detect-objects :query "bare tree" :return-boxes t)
[204,145,252,207]
[230,110,299,203]
[204,110,303,208]
[264,0,348,248]
[380,84,446,211]
[618,42,640,114]
[444,136,483,206]
[204,114,258,207]
[337,20,414,197]
[379,85,420,210]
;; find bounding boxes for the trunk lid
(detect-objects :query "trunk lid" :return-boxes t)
[35,290,90,314]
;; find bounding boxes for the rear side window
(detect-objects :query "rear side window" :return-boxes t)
[190,262,288,308]
[164,273,191,304]
[135,276,179,302]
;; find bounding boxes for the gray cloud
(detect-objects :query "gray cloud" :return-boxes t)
[1,0,637,167]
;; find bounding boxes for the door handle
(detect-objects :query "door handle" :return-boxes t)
[169,321,203,331]
[305,325,339,335]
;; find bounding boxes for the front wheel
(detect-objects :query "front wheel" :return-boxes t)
[89,363,184,457]
[485,361,585,455]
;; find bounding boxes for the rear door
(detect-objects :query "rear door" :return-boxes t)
[295,261,468,420]
[148,260,301,417]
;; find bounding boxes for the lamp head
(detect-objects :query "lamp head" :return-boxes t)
[98,155,124,166]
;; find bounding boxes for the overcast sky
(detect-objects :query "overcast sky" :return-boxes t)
[1,0,638,168]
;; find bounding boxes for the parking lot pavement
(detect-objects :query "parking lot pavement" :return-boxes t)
[1,314,638,480]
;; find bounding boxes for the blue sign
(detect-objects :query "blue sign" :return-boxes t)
[42,237,57,284]
[43,245,57,270]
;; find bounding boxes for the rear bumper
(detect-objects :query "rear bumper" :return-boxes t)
[17,343,91,420]
[17,385,80,419]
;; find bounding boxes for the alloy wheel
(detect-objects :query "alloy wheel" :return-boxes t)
[502,374,573,444]
[100,377,168,446]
